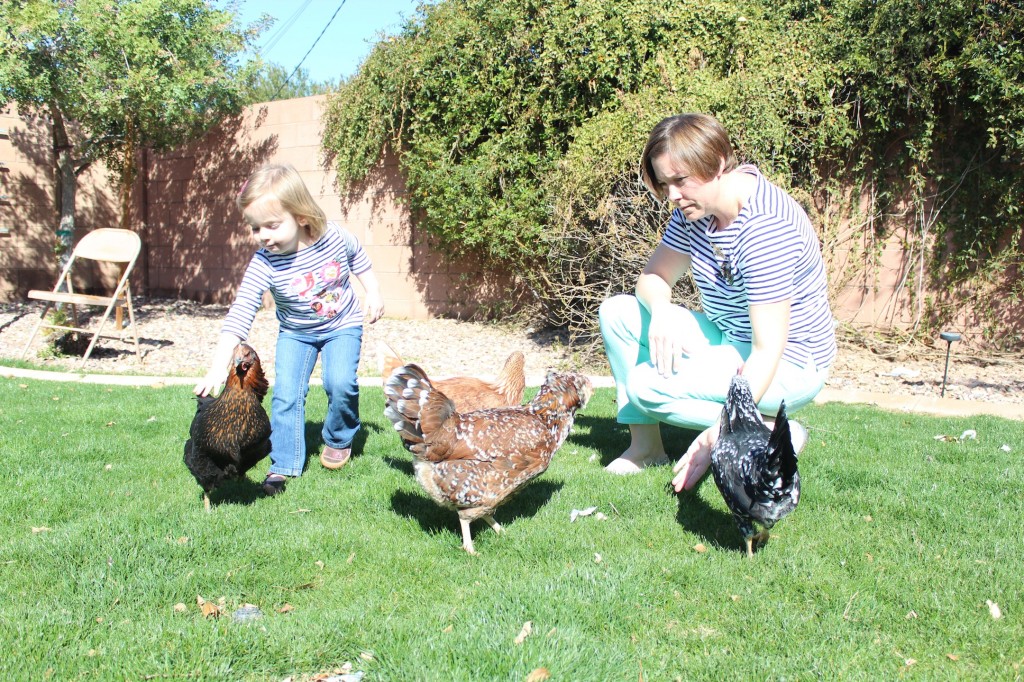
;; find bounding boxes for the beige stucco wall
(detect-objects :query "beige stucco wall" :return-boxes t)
[2,98,1019,343]
[1,97,513,319]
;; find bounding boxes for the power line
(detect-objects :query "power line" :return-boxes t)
[273,0,347,98]
[261,0,313,54]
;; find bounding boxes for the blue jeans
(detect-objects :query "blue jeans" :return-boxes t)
[599,294,829,430]
[268,326,362,477]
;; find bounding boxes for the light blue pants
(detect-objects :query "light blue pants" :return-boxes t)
[598,294,828,430]
[268,326,362,476]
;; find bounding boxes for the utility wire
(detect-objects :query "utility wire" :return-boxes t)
[273,0,347,99]
[261,0,313,54]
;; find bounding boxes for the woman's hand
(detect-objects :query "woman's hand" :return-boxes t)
[647,303,707,376]
[671,424,718,492]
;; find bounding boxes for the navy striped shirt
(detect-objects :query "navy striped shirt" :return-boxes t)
[662,165,836,369]
[222,222,373,339]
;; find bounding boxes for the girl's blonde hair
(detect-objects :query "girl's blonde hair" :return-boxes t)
[640,113,738,200]
[236,163,327,238]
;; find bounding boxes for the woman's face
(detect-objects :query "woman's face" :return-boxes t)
[243,193,310,255]
[650,153,720,222]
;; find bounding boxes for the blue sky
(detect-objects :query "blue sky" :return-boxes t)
[220,0,423,84]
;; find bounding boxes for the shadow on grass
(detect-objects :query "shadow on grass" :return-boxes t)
[389,480,564,542]
[571,414,702,466]
[302,419,382,469]
[382,454,413,477]
[203,477,266,509]
[671,483,746,554]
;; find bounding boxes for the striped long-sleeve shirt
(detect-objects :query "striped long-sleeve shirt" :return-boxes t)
[222,222,373,339]
[661,165,836,369]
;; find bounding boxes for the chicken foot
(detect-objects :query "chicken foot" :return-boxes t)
[744,530,772,557]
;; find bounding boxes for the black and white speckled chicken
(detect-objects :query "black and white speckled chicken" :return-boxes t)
[709,374,800,557]
[383,363,592,554]
[183,343,272,511]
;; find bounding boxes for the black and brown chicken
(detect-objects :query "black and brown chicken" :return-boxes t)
[378,341,526,412]
[709,374,800,557]
[383,363,592,554]
[183,343,272,511]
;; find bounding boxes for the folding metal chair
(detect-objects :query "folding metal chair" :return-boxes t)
[20,228,142,368]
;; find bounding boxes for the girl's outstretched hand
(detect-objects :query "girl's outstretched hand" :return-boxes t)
[364,291,384,324]
[194,369,226,398]
[671,424,718,492]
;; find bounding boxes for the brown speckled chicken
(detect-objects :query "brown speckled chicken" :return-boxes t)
[378,341,526,413]
[383,363,592,554]
[183,343,271,511]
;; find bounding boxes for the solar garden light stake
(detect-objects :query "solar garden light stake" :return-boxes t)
[939,331,961,398]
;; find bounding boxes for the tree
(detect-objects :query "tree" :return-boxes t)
[0,0,262,259]
[243,62,337,104]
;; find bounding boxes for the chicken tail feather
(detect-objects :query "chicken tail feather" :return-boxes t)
[378,341,404,381]
[384,363,457,443]
[494,351,527,405]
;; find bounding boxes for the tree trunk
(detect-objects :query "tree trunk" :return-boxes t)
[118,115,136,231]
[49,101,76,273]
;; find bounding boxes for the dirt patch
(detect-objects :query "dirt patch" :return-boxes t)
[1,298,1021,406]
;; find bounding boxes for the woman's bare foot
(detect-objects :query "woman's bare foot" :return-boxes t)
[605,424,670,475]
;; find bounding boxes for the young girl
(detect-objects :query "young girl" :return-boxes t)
[195,163,384,495]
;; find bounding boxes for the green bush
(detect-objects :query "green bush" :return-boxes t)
[321,0,1024,348]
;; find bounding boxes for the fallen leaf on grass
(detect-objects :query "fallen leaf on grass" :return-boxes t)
[906,611,917,619]
[693,544,707,553]
[570,507,598,522]
[986,600,1002,619]
[196,595,221,619]
[278,603,294,614]
[105,421,116,427]
[18,384,27,389]
[359,651,374,662]
[31,526,50,534]
[946,653,960,661]
[934,429,978,443]
[315,560,325,569]
[288,508,312,514]
[514,621,533,645]
[525,668,551,682]
[173,603,187,613]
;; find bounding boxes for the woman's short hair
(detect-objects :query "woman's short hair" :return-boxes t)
[640,113,738,199]
[237,163,327,238]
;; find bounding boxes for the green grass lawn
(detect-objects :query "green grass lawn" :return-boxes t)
[1,378,1021,680]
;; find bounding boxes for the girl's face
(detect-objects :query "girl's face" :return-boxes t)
[243,193,312,255]
[650,153,721,222]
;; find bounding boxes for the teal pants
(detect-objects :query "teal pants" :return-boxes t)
[598,294,829,430]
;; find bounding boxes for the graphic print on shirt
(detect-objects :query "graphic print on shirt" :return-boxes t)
[288,260,347,320]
